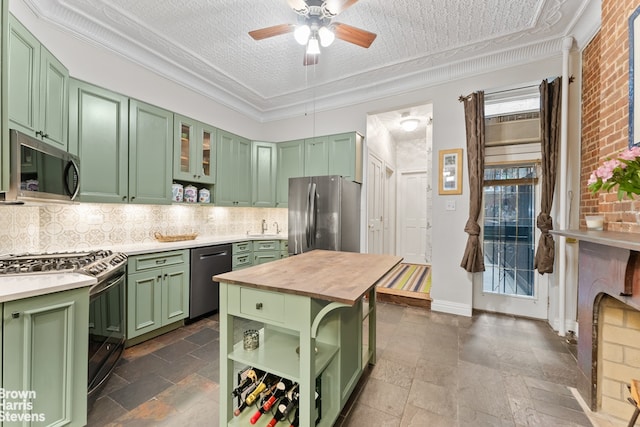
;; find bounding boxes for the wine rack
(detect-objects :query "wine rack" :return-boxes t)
[230,367,322,426]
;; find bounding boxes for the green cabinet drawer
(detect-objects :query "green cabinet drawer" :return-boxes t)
[254,251,280,265]
[129,250,189,273]
[232,253,253,270]
[233,241,252,254]
[253,240,279,251]
[239,287,285,323]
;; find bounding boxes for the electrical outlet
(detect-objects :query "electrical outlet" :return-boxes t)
[446,200,456,211]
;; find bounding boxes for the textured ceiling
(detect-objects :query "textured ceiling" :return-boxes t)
[21,0,594,122]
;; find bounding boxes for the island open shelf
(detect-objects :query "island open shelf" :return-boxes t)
[215,250,402,427]
[228,327,339,381]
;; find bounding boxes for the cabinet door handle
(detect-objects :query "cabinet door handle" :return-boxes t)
[11,312,20,319]
[157,275,162,281]
[156,259,167,264]
[255,302,263,310]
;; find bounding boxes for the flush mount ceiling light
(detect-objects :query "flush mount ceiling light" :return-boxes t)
[248,0,377,66]
[400,113,419,132]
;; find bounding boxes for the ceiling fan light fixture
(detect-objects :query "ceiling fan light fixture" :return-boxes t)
[306,36,321,55]
[294,24,311,45]
[400,118,419,132]
[318,26,335,47]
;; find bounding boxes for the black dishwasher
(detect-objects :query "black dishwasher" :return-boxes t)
[189,244,232,320]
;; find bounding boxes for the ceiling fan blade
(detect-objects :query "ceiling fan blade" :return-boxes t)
[333,22,376,48]
[249,24,295,40]
[303,53,319,66]
[323,0,360,16]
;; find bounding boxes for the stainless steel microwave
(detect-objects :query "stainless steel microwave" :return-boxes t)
[1,129,80,203]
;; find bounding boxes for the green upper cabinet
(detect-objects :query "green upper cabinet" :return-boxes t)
[304,136,329,177]
[275,139,304,208]
[0,1,8,193]
[252,141,277,207]
[328,132,363,183]
[8,15,68,150]
[129,99,173,204]
[215,129,251,206]
[69,79,129,203]
[3,287,90,427]
[174,114,216,184]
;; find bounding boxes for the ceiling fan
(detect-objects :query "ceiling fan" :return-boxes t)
[249,0,377,66]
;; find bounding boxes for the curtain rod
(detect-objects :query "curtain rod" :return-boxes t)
[458,75,575,102]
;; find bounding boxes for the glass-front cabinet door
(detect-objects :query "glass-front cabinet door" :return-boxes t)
[199,124,215,183]
[177,118,195,180]
[173,115,216,184]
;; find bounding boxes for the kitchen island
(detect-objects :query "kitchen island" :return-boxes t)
[214,250,402,427]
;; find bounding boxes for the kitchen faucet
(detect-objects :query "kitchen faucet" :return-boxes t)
[273,221,281,234]
[261,219,267,234]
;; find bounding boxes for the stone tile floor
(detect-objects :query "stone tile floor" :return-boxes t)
[88,302,594,426]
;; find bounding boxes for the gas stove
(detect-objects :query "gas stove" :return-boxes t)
[0,249,128,281]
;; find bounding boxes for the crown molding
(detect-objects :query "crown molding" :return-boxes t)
[18,0,601,123]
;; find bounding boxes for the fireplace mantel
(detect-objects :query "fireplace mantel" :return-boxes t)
[554,229,640,412]
[553,229,640,251]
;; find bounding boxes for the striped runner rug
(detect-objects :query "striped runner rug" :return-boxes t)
[376,263,431,294]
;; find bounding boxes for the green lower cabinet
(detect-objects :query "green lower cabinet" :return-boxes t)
[253,240,280,265]
[232,241,253,270]
[127,250,190,339]
[3,287,90,427]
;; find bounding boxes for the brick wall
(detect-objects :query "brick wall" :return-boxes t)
[581,0,640,232]
[599,297,640,420]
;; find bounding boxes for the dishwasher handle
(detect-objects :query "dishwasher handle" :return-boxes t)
[198,250,229,260]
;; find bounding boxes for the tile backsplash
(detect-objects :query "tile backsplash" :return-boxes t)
[0,203,287,254]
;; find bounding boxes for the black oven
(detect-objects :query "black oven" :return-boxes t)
[0,249,128,408]
[88,263,126,406]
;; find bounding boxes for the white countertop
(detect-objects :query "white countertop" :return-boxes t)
[0,234,286,302]
[105,233,287,255]
[0,272,96,303]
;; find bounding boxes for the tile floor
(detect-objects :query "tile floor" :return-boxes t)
[88,302,593,426]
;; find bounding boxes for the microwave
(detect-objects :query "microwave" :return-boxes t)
[1,129,80,203]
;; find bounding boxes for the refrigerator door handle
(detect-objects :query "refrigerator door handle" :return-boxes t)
[309,182,317,247]
[305,182,312,247]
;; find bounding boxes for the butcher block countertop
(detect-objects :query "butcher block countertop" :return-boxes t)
[214,250,403,305]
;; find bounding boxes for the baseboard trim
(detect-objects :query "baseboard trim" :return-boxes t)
[431,299,472,317]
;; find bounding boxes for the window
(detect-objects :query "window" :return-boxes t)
[482,164,538,297]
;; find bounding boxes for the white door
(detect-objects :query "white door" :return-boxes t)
[397,171,427,264]
[367,154,384,254]
[474,162,548,319]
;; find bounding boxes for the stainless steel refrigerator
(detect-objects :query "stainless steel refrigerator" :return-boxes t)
[288,175,360,255]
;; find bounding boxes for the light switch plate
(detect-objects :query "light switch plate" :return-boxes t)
[446,200,456,211]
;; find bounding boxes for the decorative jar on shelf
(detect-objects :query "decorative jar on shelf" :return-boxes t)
[198,188,210,203]
[184,185,197,203]
[171,183,183,203]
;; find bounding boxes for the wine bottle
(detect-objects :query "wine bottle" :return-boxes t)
[250,379,294,424]
[231,367,261,397]
[266,384,299,427]
[288,407,299,427]
[234,373,276,416]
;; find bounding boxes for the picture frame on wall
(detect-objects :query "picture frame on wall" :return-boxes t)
[629,5,640,147]
[438,148,463,195]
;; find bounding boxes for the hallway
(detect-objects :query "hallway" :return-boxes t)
[88,303,593,426]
